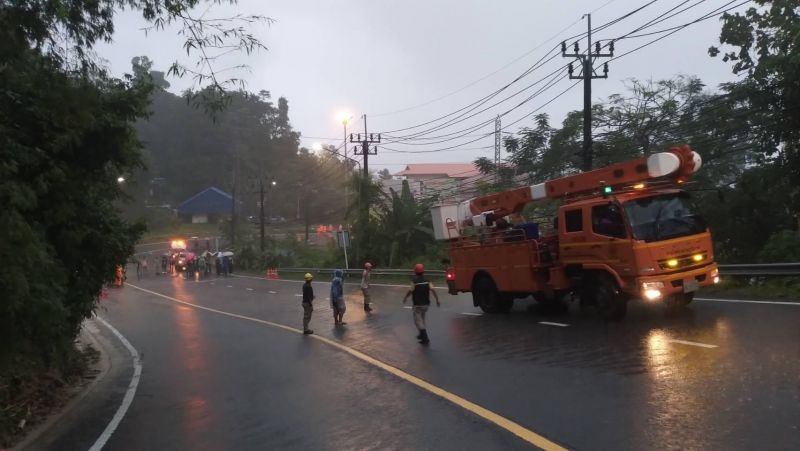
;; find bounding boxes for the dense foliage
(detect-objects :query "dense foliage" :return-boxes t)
[0,0,269,443]
[473,71,798,262]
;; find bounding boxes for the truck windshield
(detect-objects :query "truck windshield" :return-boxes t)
[623,193,707,242]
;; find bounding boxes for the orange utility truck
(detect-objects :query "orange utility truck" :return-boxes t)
[431,145,720,319]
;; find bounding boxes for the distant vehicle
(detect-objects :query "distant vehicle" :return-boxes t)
[170,239,186,250]
[175,252,187,272]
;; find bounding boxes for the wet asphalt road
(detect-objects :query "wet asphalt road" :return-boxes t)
[66,270,800,450]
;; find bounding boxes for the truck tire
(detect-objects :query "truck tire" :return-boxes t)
[582,274,627,321]
[473,275,505,313]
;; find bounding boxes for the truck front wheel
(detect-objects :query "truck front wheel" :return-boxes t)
[582,274,627,321]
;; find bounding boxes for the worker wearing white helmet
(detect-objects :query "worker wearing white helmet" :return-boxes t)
[361,262,373,312]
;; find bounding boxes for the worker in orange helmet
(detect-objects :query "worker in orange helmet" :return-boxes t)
[402,263,440,345]
[361,262,373,312]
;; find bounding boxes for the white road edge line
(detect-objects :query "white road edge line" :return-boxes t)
[90,316,142,451]
[125,283,566,451]
[539,321,569,327]
[460,312,483,316]
[695,297,800,306]
[402,306,413,309]
[246,288,254,291]
[667,339,718,349]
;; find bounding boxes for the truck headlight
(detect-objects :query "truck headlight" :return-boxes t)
[642,281,664,301]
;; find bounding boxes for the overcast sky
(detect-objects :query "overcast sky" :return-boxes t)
[96,0,749,174]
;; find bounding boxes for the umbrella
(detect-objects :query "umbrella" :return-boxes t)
[220,251,234,257]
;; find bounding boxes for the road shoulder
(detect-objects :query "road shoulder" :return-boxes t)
[14,318,134,451]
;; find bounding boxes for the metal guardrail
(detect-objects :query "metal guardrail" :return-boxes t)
[718,263,800,277]
[274,263,800,278]
[273,267,445,278]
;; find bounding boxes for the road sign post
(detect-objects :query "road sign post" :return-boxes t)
[336,230,350,270]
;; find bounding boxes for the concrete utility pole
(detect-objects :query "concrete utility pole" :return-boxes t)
[350,114,380,177]
[562,13,614,171]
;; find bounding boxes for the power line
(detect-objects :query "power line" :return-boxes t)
[376,0,665,135]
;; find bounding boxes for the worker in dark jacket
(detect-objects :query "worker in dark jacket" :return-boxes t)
[402,263,440,345]
[302,273,315,335]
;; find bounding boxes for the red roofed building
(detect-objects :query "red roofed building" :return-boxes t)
[384,163,482,202]
[394,163,480,180]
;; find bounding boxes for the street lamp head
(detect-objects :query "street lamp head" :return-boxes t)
[117,176,125,183]
[271,180,277,187]
[335,110,353,125]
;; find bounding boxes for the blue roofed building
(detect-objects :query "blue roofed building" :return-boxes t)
[177,187,232,224]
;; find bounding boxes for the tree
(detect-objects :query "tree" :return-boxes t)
[377,168,393,180]
[710,0,800,224]
[378,180,435,267]
[0,3,271,438]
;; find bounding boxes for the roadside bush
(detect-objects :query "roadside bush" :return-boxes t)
[759,230,800,263]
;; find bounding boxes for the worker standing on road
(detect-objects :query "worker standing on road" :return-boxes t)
[402,263,440,345]
[331,269,346,325]
[197,255,206,280]
[361,262,373,312]
[302,273,315,335]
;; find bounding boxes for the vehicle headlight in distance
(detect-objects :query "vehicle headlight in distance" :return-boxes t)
[641,281,664,301]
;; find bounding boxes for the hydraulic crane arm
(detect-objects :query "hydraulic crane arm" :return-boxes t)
[463,145,702,221]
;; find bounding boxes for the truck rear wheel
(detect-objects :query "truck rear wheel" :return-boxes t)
[582,274,627,321]
[473,275,508,313]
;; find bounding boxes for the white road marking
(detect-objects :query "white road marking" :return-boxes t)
[90,316,142,451]
[295,294,303,297]
[539,321,569,327]
[268,291,277,294]
[667,339,718,349]
[460,312,483,316]
[695,297,800,306]
[125,283,565,450]
[226,285,233,288]
[246,288,254,291]
[403,306,413,309]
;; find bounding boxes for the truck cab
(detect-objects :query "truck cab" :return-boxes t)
[558,189,718,307]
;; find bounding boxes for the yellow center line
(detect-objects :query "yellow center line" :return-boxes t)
[125,283,567,451]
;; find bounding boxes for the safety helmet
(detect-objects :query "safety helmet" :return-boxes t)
[304,273,313,281]
[364,262,372,269]
[414,263,424,274]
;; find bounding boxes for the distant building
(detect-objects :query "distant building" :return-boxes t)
[177,187,232,224]
[389,163,482,202]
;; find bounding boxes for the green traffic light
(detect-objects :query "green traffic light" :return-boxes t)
[603,186,613,194]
